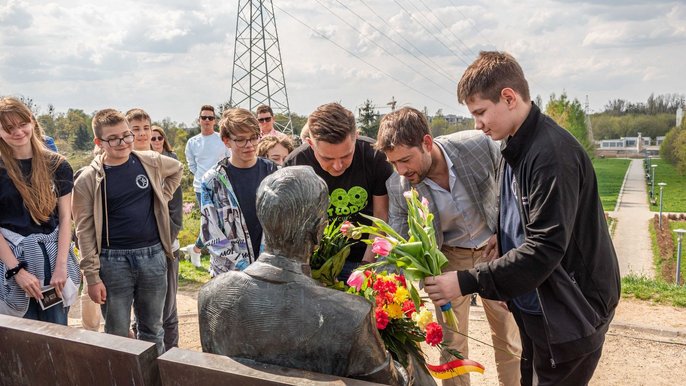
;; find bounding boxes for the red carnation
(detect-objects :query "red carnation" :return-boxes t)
[425,322,443,346]
[402,300,416,317]
[395,274,407,288]
[376,308,389,330]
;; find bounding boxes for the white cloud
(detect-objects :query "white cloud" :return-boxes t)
[0,0,684,124]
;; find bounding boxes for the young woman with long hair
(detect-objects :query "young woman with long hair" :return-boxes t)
[0,97,80,324]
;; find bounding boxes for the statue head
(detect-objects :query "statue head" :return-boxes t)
[256,166,329,262]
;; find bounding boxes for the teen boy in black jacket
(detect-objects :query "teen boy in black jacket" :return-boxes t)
[425,51,620,386]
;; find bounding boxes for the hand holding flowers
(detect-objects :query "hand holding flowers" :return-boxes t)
[342,189,459,331]
[346,270,484,380]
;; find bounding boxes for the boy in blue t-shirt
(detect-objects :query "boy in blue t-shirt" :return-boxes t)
[73,109,182,354]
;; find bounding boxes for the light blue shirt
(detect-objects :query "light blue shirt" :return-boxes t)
[185,132,231,192]
[423,143,491,249]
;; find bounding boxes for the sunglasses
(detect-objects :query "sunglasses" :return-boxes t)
[200,116,216,121]
[150,136,164,142]
[257,117,272,123]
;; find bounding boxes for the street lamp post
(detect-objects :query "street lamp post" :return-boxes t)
[650,164,657,199]
[675,229,686,286]
[658,182,667,229]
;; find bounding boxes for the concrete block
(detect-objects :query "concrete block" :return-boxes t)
[158,348,388,386]
[0,314,160,386]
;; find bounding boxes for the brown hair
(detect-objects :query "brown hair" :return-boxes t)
[307,102,356,144]
[151,125,173,153]
[200,105,215,115]
[219,108,260,139]
[125,108,151,124]
[376,107,430,151]
[92,109,127,138]
[0,97,64,224]
[457,51,530,104]
[256,135,294,158]
[256,105,273,116]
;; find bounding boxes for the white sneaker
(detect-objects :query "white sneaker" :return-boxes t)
[184,244,202,268]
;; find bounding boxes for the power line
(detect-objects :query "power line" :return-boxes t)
[414,0,478,59]
[272,4,455,110]
[345,0,458,82]
[446,0,497,50]
[391,0,471,67]
[313,0,455,97]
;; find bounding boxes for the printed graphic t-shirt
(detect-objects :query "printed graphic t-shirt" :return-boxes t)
[102,154,160,249]
[284,137,393,262]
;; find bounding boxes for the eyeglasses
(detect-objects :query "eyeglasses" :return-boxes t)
[230,135,261,148]
[150,136,164,142]
[257,117,272,123]
[101,132,135,147]
[200,116,216,121]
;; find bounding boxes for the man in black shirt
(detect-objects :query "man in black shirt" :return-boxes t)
[284,102,393,280]
[199,108,278,276]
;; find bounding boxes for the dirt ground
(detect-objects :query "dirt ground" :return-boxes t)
[69,292,686,385]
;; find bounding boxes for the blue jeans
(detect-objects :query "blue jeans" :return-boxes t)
[195,192,205,249]
[23,242,69,325]
[99,243,167,354]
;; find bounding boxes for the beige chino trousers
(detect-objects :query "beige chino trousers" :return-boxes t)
[435,246,522,386]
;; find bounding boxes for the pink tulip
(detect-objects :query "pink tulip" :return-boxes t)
[372,237,393,257]
[421,197,429,208]
[340,221,353,236]
[346,270,365,291]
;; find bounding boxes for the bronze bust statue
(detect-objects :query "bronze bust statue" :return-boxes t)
[198,166,406,385]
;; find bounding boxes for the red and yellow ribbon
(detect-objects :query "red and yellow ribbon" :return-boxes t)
[426,359,485,380]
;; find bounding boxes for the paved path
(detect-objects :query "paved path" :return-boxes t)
[612,159,654,277]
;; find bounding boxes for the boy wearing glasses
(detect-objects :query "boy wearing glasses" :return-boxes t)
[184,105,230,264]
[255,104,286,138]
[72,109,182,354]
[199,108,278,276]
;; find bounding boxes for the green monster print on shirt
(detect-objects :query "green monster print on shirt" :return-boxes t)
[328,186,368,217]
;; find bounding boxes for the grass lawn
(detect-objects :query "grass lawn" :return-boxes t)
[592,158,631,211]
[649,219,686,284]
[178,257,211,290]
[647,159,686,212]
[621,274,686,307]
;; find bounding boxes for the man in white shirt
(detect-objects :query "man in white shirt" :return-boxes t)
[184,105,230,263]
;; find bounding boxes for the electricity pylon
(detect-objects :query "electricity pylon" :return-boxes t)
[230,0,293,134]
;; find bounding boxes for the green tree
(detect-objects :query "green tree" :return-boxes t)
[430,109,449,137]
[357,99,380,139]
[72,123,93,151]
[546,93,594,156]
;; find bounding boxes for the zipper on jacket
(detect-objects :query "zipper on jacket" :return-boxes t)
[512,167,558,368]
[535,288,557,368]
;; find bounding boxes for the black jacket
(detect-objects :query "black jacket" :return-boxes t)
[459,103,620,363]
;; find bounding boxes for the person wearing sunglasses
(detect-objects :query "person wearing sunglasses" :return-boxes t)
[183,105,230,267]
[255,105,286,138]
[199,108,278,276]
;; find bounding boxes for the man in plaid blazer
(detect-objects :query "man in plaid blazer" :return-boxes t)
[377,107,521,386]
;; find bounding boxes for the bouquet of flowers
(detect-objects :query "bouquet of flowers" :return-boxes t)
[342,189,460,332]
[347,269,484,379]
[310,220,351,289]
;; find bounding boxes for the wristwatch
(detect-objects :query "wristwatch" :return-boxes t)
[5,261,28,280]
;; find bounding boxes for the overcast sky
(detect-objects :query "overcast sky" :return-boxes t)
[1,0,684,126]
